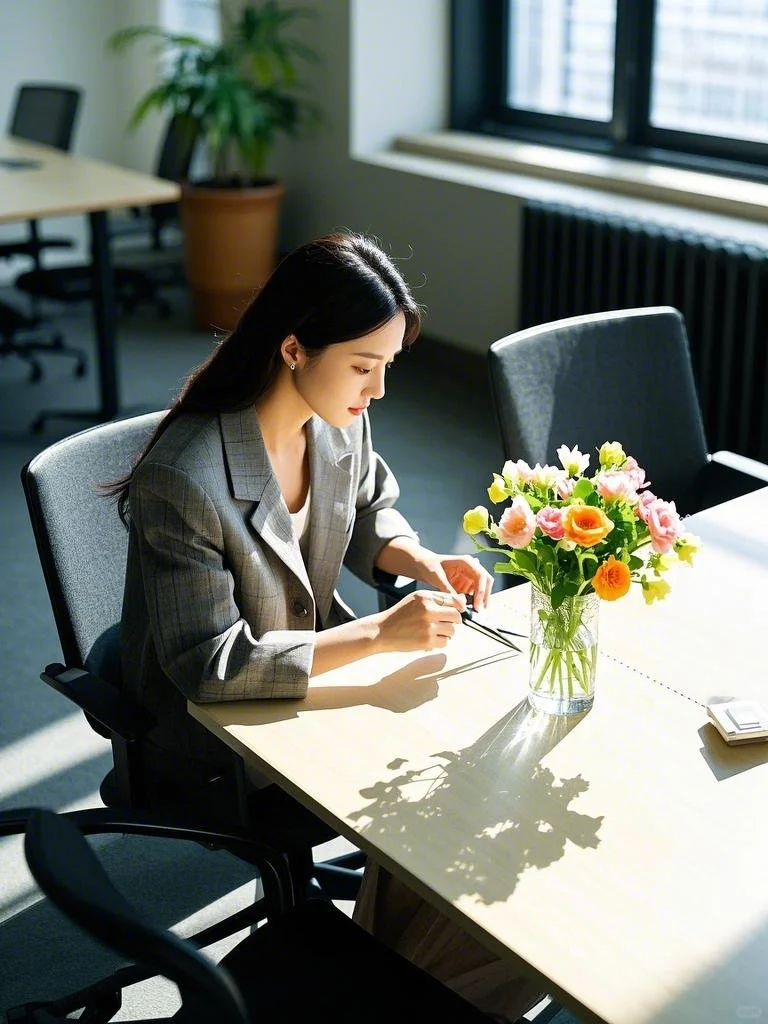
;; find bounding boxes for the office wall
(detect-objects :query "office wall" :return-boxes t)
[0,0,167,167]
[0,0,521,354]
[0,0,168,268]
[268,0,523,356]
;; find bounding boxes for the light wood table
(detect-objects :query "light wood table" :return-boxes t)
[189,487,768,1024]
[0,136,179,426]
[599,484,768,705]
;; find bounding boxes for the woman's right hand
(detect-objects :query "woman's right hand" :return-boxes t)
[374,589,465,652]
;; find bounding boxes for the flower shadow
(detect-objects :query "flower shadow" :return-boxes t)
[349,699,603,905]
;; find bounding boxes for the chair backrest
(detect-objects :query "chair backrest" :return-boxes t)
[24,808,249,1024]
[8,82,82,151]
[488,306,710,514]
[20,412,164,679]
[156,113,198,182]
[146,114,199,243]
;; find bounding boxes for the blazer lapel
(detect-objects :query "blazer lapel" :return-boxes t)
[305,418,355,625]
[220,408,311,593]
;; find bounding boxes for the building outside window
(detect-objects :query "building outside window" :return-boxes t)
[453,0,768,176]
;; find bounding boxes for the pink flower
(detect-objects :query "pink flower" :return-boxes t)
[645,498,682,553]
[636,490,658,523]
[595,470,637,504]
[498,496,537,548]
[623,456,651,492]
[536,505,565,540]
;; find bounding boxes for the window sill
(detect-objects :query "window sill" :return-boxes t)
[364,130,768,245]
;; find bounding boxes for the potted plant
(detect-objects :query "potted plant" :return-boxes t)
[109,1,320,330]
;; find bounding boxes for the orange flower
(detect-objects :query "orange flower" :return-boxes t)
[561,504,614,547]
[593,556,631,601]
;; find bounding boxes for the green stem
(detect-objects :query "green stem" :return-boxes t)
[529,590,598,704]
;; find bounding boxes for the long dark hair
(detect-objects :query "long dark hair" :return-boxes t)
[107,231,422,521]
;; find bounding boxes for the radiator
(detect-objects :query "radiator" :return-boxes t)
[520,199,768,461]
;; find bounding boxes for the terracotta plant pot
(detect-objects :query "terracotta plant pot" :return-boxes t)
[180,179,285,332]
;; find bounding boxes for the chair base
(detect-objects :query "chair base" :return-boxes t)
[0,299,86,382]
[205,898,491,1024]
[16,263,176,319]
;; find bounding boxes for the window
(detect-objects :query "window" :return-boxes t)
[161,0,220,40]
[451,0,768,179]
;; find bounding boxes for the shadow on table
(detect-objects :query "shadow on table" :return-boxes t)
[698,722,768,781]
[348,699,604,906]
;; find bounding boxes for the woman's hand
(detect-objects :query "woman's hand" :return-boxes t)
[375,589,464,653]
[375,540,494,610]
[417,554,494,610]
[312,556,491,673]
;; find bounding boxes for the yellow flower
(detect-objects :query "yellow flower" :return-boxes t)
[598,441,626,469]
[642,578,671,604]
[674,533,701,566]
[649,551,675,572]
[487,475,508,503]
[463,505,489,535]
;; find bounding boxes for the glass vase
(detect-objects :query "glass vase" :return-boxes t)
[528,587,599,715]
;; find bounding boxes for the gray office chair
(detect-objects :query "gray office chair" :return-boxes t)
[0,82,87,381]
[20,807,490,1023]
[488,306,768,517]
[4,411,377,1019]
[17,411,365,853]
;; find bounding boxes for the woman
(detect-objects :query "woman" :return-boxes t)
[113,231,541,1021]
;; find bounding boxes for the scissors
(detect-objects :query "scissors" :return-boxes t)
[374,580,525,652]
[461,602,525,652]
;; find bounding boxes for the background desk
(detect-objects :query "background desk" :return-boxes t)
[189,488,768,1024]
[0,136,179,425]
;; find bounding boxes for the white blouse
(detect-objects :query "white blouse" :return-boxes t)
[289,484,311,544]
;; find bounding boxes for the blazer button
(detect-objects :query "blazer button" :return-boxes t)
[293,599,309,617]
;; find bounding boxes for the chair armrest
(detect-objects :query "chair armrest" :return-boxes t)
[373,575,417,611]
[709,450,768,480]
[41,663,155,741]
[697,451,768,511]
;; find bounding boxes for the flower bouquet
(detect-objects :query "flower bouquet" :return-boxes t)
[463,442,700,714]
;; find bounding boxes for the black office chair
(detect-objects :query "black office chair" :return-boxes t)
[488,306,768,518]
[3,411,373,1020]
[0,82,87,381]
[19,807,490,1023]
[110,113,198,253]
[16,114,198,320]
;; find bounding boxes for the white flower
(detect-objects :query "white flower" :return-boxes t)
[557,444,590,477]
[529,463,561,491]
[502,459,533,487]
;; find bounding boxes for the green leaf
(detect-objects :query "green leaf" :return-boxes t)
[551,580,568,609]
[572,478,594,500]
[493,562,531,580]
[512,549,538,574]
[107,2,321,180]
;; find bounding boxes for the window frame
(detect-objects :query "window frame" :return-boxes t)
[450,0,768,184]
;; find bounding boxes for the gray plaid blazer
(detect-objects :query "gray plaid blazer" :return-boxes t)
[120,406,417,767]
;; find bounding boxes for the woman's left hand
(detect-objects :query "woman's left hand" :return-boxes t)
[417,553,494,610]
[375,539,494,610]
